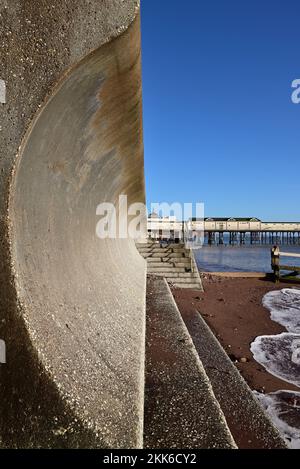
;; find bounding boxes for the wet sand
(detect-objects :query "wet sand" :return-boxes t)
[173,275,299,394]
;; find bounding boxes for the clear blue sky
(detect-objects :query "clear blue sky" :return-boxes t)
[141,0,300,221]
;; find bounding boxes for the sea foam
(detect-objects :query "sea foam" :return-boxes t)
[262,288,300,332]
[251,333,300,387]
[254,390,300,449]
[251,288,300,447]
[251,288,300,385]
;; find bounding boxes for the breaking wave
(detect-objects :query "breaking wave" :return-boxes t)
[262,288,300,332]
[251,333,300,387]
[251,288,300,448]
[254,391,300,449]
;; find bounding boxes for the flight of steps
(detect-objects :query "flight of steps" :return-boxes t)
[144,276,287,449]
[136,240,203,290]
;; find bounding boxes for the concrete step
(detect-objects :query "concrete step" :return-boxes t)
[137,247,190,259]
[147,259,189,265]
[167,277,200,284]
[146,258,192,266]
[137,246,152,251]
[168,272,199,278]
[148,253,178,258]
[145,257,188,268]
[146,247,189,254]
[136,242,153,247]
[144,277,236,449]
[151,273,178,278]
[147,249,188,255]
[142,253,156,259]
[151,273,198,279]
[137,242,186,248]
[162,261,192,268]
[167,252,189,258]
[148,245,182,250]
[146,258,167,263]
[147,267,186,273]
[178,308,288,448]
[171,282,202,289]
[146,262,174,269]
[171,259,191,265]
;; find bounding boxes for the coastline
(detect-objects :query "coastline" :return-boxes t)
[201,271,270,278]
[173,275,300,394]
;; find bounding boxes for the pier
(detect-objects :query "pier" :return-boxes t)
[148,215,300,245]
[205,230,300,246]
[199,218,300,246]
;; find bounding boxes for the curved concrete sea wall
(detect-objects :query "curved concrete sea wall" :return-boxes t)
[0,1,146,448]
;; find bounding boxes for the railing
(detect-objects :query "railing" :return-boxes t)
[182,221,196,248]
[271,246,300,282]
[182,221,189,247]
[183,221,205,249]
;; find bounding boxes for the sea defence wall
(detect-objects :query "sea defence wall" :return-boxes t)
[0,0,146,448]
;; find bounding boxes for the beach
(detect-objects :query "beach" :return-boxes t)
[173,275,300,447]
[173,275,299,393]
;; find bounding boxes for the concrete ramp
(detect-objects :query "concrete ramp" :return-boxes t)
[0,1,145,448]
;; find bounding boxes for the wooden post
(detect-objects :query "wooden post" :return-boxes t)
[271,246,280,283]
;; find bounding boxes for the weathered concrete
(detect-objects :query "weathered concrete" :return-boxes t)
[137,241,203,290]
[144,277,237,449]
[0,1,146,448]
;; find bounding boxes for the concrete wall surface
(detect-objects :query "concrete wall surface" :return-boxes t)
[0,0,146,448]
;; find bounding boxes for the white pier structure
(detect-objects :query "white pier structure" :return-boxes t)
[148,215,300,245]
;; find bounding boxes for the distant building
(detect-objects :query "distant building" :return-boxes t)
[201,217,261,232]
[147,213,183,240]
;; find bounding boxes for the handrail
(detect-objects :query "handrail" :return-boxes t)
[279,251,300,258]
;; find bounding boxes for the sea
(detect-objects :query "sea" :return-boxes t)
[194,244,300,273]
